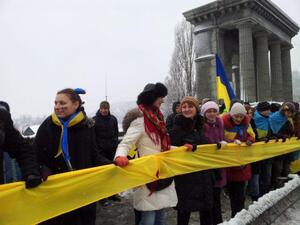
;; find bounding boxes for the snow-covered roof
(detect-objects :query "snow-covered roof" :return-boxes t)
[21,125,40,138]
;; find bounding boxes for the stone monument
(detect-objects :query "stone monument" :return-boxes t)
[183,0,299,102]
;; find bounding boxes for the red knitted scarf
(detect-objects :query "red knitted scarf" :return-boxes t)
[138,104,170,151]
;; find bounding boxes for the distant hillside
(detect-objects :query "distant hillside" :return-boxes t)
[293,70,300,101]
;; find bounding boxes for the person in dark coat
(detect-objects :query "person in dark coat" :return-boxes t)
[34,88,111,225]
[93,101,119,161]
[94,101,120,204]
[244,102,261,201]
[0,102,41,187]
[166,101,180,132]
[170,96,214,225]
[269,102,295,188]
[253,102,272,197]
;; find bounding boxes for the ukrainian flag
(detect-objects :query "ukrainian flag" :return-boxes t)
[216,54,235,112]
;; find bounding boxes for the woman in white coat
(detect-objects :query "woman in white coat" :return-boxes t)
[114,82,178,225]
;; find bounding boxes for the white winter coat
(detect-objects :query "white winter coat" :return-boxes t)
[115,117,178,211]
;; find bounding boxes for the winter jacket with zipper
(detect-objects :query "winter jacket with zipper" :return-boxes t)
[169,114,214,212]
[223,113,255,182]
[115,108,178,211]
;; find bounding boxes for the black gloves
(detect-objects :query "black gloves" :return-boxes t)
[25,175,42,189]
[260,137,269,143]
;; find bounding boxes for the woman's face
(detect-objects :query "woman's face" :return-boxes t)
[247,109,254,119]
[181,103,197,119]
[260,110,271,117]
[153,97,164,108]
[54,94,79,119]
[283,110,293,118]
[205,108,218,122]
[232,114,245,125]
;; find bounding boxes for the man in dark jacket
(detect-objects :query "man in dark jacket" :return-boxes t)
[93,101,119,161]
[0,104,41,188]
[166,101,180,132]
[93,101,120,204]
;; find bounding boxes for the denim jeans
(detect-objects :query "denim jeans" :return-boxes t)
[260,160,272,195]
[139,209,165,225]
[249,174,260,198]
[3,152,21,183]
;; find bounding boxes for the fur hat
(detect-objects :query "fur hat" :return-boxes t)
[256,101,270,112]
[230,103,247,116]
[201,101,219,116]
[0,101,10,112]
[137,83,168,106]
[294,102,299,111]
[281,102,296,113]
[100,101,110,109]
[180,96,199,111]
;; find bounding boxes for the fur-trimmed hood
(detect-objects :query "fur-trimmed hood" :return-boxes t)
[122,108,143,133]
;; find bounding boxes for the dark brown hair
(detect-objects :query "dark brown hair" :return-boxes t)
[57,88,83,109]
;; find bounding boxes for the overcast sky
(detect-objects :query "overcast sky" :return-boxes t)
[0,0,299,117]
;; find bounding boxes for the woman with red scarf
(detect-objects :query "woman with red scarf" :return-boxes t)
[114,83,178,225]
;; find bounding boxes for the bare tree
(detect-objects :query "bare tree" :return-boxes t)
[164,20,195,115]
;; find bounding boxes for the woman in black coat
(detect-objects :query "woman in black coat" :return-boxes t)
[34,88,111,225]
[169,96,214,225]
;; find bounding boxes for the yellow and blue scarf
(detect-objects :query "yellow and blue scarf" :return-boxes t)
[51,111,85,170]
[254,111,270,139]
[269,111,288,134]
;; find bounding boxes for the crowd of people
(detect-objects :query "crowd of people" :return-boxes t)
[1,82,300,225]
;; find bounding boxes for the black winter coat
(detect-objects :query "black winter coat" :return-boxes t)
[93,112,119,160]
[34,114,111,175]
[169,114,214,212]
[35,113,111,225]
[166,113,176,132]
[0,109,39,184]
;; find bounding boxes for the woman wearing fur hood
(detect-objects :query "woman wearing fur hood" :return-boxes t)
[114,83,177,225]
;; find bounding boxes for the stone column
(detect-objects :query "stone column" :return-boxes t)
[232,54,240,99]
[255,32,271,101]
[194,27,225,100]
[270,41,283,101]
[281,46,293,100]
[238,22,256,102]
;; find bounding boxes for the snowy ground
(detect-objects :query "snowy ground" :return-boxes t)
[95,190,252,225]
[272,196,300,225]
[96,176,300,225]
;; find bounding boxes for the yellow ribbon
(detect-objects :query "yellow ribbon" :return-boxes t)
[0,138,300,225]
[51,112,85,158]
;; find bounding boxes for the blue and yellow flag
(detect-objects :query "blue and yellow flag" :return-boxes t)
[216,54,235,112]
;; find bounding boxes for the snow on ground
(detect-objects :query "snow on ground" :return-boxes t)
[219,174,300,225]
[95,189,252,225]
[272,199,300,225]
[95,175,300,224]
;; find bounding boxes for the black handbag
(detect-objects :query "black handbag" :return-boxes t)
[146,177,173,193]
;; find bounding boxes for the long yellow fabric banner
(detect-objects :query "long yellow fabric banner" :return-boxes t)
[1,138,300,225]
